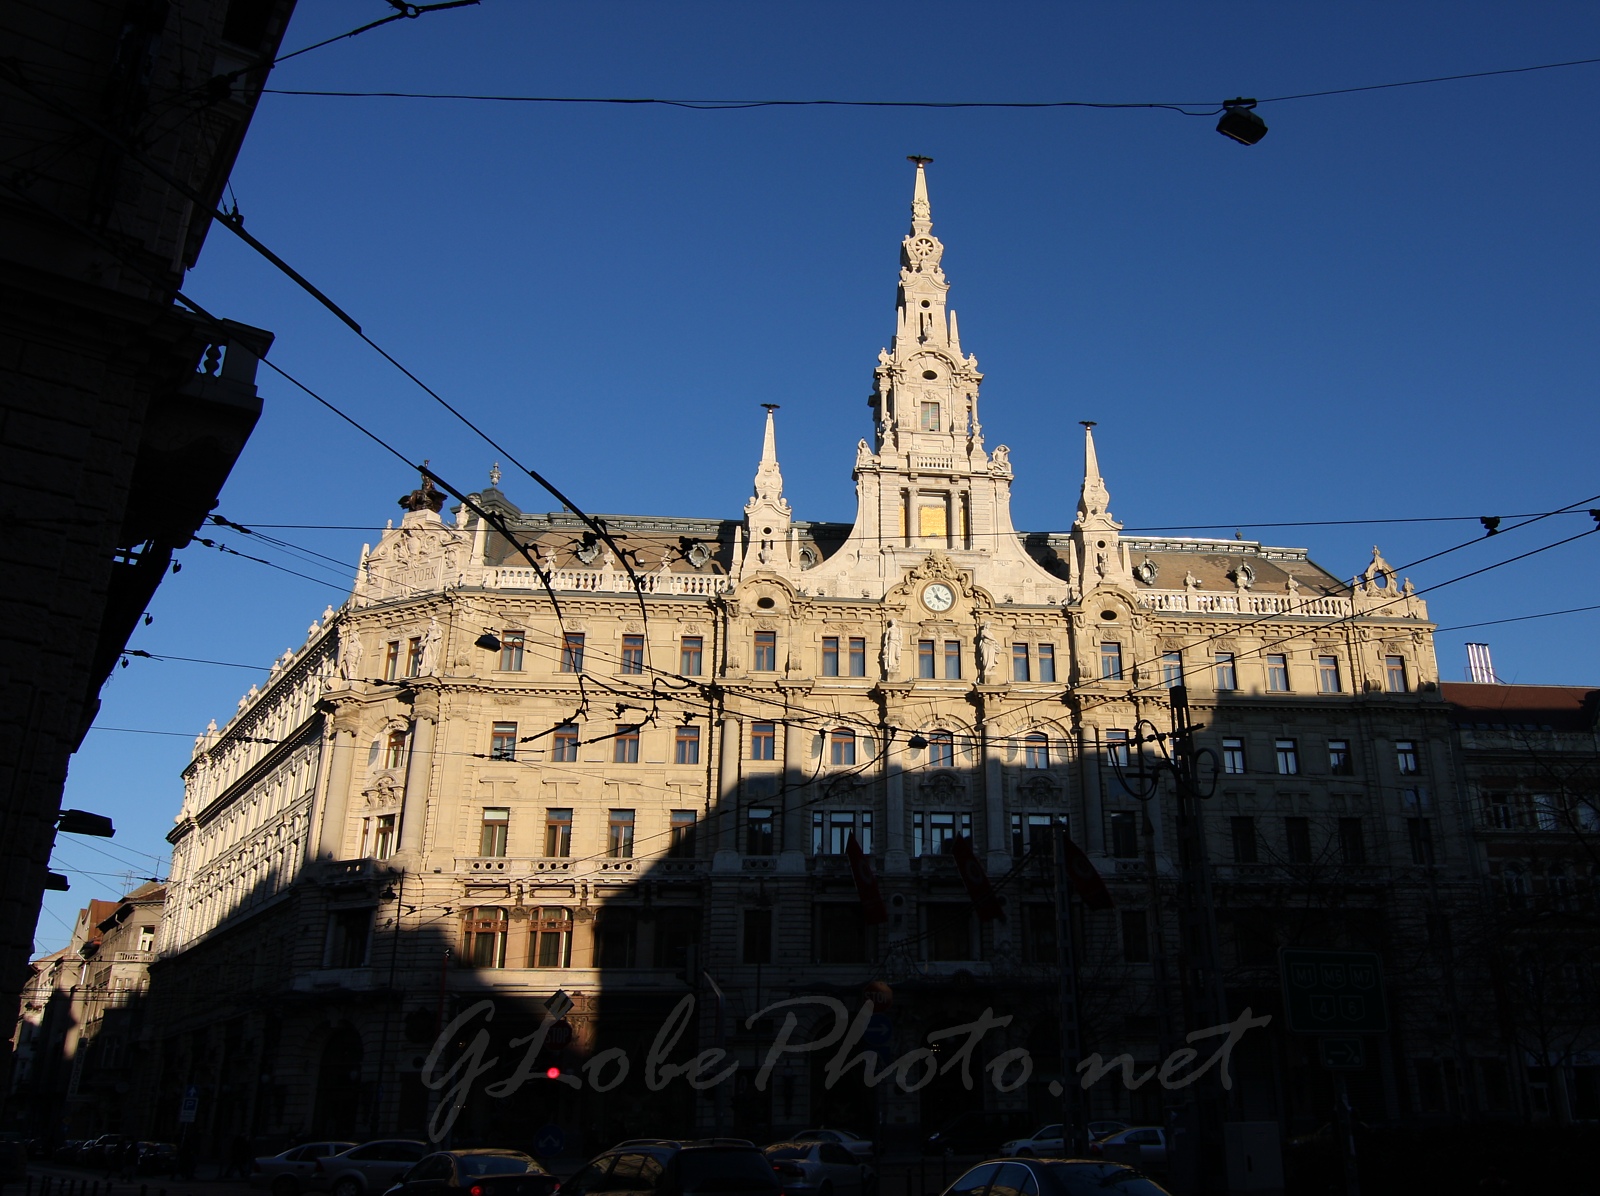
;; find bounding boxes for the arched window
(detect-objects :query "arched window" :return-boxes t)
[830,728,857,766]
[928,730,955,769]
[1023,732,1050,770]
[531,907,573,968]
[463,907,508,968]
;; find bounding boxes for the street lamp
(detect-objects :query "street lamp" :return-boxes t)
[1217,98,1268,146]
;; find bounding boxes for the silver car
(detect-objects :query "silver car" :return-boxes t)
[765,1142,875,1196]
[1094,1127,1168,1169]
[253,1143,358,1196]
[309,1141,431,1196]
[790,1130,874,1161]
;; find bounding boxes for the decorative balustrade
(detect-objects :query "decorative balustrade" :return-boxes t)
[484,567,732,596]
[1136,590,1352,617]
[912,455,955,472]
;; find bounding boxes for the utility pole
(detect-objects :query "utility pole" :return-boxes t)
[1052,823,1087,1156]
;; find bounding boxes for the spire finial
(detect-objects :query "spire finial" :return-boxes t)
[1075,421,1113,526]
[751,405,784,503]
[489,462,501,488]
[907,155,934,235]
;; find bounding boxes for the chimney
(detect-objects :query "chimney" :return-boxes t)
[1465,643,1500,684]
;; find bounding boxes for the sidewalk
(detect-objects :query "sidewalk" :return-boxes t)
[22,1163,258,1196]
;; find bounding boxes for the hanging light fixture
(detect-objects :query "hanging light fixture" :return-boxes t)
[1217,98,1268,145]
[474,632,502,652]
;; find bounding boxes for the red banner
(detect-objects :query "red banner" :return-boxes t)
[1062,830,1115,910]
[950,834,1006,921]
[845,832,888,924]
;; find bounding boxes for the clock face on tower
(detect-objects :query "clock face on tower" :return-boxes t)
[922,583,956,613]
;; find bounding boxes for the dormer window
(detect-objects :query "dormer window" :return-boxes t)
[920,401,941,430]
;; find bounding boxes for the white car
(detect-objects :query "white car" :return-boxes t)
[765,1142,875,1196]
[791,1130,874,1161]
[999,1123,1129,1157]
[1093,1126,1167,1168]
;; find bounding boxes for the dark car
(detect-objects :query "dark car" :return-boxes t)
[940,1158,1171,1196]
[563,1139,780,1196]
[382,1150,557,1196]
[253,1142,359,1196]
[764,1142,876,1196]
[309,1141,432,1196]
[924,1113,1037,1157]
[136,1142,179,1177]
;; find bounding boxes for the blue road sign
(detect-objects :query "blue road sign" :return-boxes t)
[1280,949,1388,1034]
[863,1014,892,1049]
[533,1124,565,1156]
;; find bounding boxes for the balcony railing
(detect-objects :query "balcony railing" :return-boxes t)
[1136,590,1352,617]
[484,567,732,596]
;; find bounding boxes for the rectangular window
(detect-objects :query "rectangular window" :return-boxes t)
[327,908,373,968]
[751,722,776,760]
[406,636,424,677]
[1266,654,1290,692]
[1105,729,1130,767]
[680,635,703,676]
[743,908,774,965]
[1011,812,1054,859]
[1339,817,1365,865]
[1222,738,1247,775]
[1408,817,1435,865]
[1285,817,1312,863]
[928,731,955,769]
[551,724,579,762]
[814,810,874,855]
[1109,810,1139,859]
[1023,733,1050,770]
[531,908,572,968]
[621,634,644,675]
[1487,793,1515,830]
[490,721,518,761]
[1012,643,1031,682]
[1215,652,1237,691]
[594,907,636,969]
[653,906,700,972]
[560,632,585,673]
[370,814,396,860]
[607,809,635,858]
[943,640,962,680]
[384,640,400,681]
[669,810,697,858]
[1231,816,1258,863]
[746,806,775,856]
[463,908,507,969]
[1328,738,1352,775]
[918,639,936,679]
[925,903,972,961]
[920,401,941,430]
[848,637,866,677]
[816,904,867,964]
[1275,738,1300,776]
[830,729,857,766]
[1037,643,1056,683]
[1024,903,1058,965]
[498,631,525,672]
[1385,655,1408,693]
[384,729,408,770]
[1317,655,1341,693]
[1122,909,1150,964]
[1162,651,1183,689]
[1102,642,1127,680]
[913,811,971,856]
[674,724,701,765]
[822,636,840,676]
[1396,740,1420,775]
[613,724,640,763]
[753,631,777,672]
[137,926,155,953]
[544,809,572,857]
[479,808,509,857]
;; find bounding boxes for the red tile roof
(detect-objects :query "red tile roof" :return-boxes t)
[1442,682,1600,729]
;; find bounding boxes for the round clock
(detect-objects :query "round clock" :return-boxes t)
[922,582,956,612]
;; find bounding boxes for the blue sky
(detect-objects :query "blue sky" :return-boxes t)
[40,2,1600,949]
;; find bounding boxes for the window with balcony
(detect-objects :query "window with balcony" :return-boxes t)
[674,724,700,765]
[1276,738,1300,776]
[1013,643,1031,682]
[1266,654,1290,692]
[479,808,509,857]
[822,636,840,676]
[813,809,873,855]
[607,809,635,858]
[751,722,776,760]
[830,728,857,766]
[943,640,962,680]
[613,725,640,763]
[1328,738,1352,775]
[368,813,396,860]
[560,632,585,673]
[1222,738,1246,774]
[848,636,866,677]
[551,723,579,762]
[327,908,373,968]
[621,634,644,675]
[490,722,518,761]
[746,806,775,855]
[531,907,573,968]
[1396,740,1420,775]
[920,401,941,430]
[669,810,698,858]
[498,631,525,671]
[1385,655,1408,693]
[1109,810,1138,859]
[1215,652,1237,691]
[463,908,507,969]
[680,635,703,676]
[544,809,572,857]
[927,729,955,769]
[1023,732,1050,769]
[753,631,777,672]
[137,926,155,952]
[1317,655,1341,693]
[918,640,936,679]
[913,811,971,856]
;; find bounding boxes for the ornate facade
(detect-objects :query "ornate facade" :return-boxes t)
[143,163,1497,1154]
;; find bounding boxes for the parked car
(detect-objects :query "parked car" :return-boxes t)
[382,1150,557,1196]
[1090,1128,1167,1169]
[789,1131,874,1161]
[999,1123,1130,1157]
[940,1159,1171,1196]
[0,1141,27,1183]
[309,1141,431,1196]
[924,1112,1036,1157]
[136,1142,179,1177]
[563,1139,780,1196]
[83,1135,134,1168]
[253,1142,359,1196]
[765,1142,876,1196]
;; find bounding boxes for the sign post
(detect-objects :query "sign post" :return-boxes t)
[178,1084,199,1124]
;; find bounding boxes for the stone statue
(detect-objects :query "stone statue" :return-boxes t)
[1095,549,1110,578]
[856,438,872,468]
[418,617,443,676]
[1184,570,1201,592]
[338,630,364,681]
[882,619,903,677]
[977,622,1000,682]
[1284,574,1300,596]
[990,444,1010,470]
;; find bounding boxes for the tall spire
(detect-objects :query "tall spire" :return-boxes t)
[741,405,792,578]
[750,403,785,504]
[909,154,933,236]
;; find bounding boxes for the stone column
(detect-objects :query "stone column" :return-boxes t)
[884,733,908,874]
[398,714,436,857]
[1079,724,1105,854]
[316,715,360,860]
[983,743,1007,873]
[779,717,806,872]
[713,716,742,870]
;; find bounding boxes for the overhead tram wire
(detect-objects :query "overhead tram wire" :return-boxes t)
[1435,603,1600,634]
